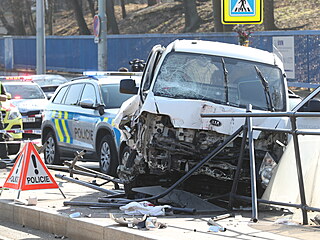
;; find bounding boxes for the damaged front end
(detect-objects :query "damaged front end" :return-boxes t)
[118,111,286,197]
[116,41,289,198]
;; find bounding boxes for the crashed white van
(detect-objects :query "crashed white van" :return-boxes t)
[116,39,292,195]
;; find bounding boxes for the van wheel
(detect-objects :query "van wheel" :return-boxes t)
[99,135,117,176]
[120,145,131,166]
[44,131,62,165]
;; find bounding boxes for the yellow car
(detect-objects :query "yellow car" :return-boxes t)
[1,100,23,155]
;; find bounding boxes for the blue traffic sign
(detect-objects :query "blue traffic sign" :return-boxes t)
[230,0,255,16]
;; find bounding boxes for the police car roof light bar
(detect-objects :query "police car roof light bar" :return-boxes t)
[82,71,143,77]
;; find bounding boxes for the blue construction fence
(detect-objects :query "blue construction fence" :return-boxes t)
[0,30,319,88]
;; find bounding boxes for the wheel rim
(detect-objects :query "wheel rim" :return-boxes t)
[45,136,55,164]
[100,141,111,172]
[122,150,130,167]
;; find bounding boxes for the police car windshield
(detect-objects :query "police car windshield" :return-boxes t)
[4,84,46,99]
[100,84,134,108]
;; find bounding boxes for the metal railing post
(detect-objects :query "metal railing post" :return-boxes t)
[290,115,308,225]
[228,122,248,209]
[247,105,258,222]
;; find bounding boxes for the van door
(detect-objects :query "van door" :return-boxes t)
[139,45,164,102]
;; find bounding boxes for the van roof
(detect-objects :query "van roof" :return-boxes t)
[169,40,282,68]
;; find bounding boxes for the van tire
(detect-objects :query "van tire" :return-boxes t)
[44,131,62,165]
[98,135,117,176]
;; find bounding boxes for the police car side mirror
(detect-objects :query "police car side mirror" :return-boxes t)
[96,104,105,115]
[120,79,138,94]
[80,99,95,109]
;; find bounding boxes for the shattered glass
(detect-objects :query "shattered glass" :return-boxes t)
[153,52,286,111]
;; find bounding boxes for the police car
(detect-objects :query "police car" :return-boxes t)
[41,71,141,175]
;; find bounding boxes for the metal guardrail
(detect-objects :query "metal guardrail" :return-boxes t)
[201,106,320,225]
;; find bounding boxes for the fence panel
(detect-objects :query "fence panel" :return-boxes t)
[1,31,319,86]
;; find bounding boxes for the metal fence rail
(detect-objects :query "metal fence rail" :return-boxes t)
[0,30,319,87]
[201,108,320,225]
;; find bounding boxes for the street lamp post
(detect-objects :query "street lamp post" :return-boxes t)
[36,0,46,74]
[98,0,107,70]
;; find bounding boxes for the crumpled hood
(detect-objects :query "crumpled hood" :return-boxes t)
[138,92,289,139]
[9,99,49,113]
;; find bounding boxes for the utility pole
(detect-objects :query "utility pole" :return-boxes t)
[98,0,107,70]
[36,0,46,74]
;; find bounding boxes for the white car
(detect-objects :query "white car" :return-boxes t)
[116,40,292,195]
[3,81,48,135]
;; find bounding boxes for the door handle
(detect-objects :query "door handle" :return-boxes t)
[73,118,79,121]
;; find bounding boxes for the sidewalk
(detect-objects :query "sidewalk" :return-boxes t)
[0,167,319,240]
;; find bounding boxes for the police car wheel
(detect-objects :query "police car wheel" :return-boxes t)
[99,135,117,175]
[44,132,62,165]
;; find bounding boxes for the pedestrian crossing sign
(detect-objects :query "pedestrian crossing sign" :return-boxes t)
[222,0,263,24]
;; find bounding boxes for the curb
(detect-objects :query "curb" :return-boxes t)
[0,200,157,240]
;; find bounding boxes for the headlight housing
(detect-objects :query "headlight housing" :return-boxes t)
[7,109,21,120]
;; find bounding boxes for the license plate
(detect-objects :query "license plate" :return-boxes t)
[23,117,36,123]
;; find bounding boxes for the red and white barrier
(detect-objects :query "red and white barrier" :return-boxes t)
[0,129,41,135]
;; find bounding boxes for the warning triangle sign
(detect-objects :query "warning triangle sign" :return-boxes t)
[3,142,59,191]
[232,0,253,13]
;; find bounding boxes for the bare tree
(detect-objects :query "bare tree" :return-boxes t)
[0,4,15,35]
[120,0,127,19]
[147,0,157,6]
[264,0,277,30]
[87,0,96,18]
[106,0,119,34]
[69,0,91,35]
[45,0,54,35]
[11,0,26,35]
[212,0,234,32]
[22,0,36,35]
[183,0,201,32]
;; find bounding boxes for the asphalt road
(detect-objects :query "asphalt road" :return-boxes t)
[0,219,63,240]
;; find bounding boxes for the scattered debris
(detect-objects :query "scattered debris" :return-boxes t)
[54,234,67,239]
[207,216,227,232]
[69,212,81,218]
[27,196,38,206]
[274,217,299,226]
[132,186,226,212]
[311,214,320,225]
[110,213,167,230]
[119,201,171,216]
[211,213,234,221]
[13,196,37,206]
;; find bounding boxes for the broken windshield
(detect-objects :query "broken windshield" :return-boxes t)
[153,52,286,111]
